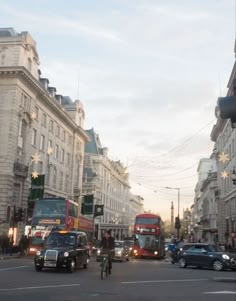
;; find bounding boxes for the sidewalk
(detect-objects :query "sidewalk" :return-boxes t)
[0,253,22,260]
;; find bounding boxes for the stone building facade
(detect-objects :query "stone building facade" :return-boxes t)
[83,128,131,239]
[211,71,236,246]
[0,28,88,243]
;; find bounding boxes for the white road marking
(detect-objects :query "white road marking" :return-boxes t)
[0,284,80,291]
[122,278,208,284]
[204,291,236,295]
[0,265,29,271]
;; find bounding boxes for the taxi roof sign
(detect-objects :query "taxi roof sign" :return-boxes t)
[58,231,68,234]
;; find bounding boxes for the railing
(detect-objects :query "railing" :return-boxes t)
[13,161,29,177]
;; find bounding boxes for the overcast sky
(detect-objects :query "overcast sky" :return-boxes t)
[1,0,235,219]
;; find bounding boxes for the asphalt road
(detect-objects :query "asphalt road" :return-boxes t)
[0,257,236,301]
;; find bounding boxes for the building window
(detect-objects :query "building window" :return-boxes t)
[53,167,57,188]
[66,153,71,165]
[42,113,47,127]
[62,130,66,142]
[38,161,43,174]
[59,171,63,189]
[40,135,45,151]
[49,120,54,133]
[48,139,53,149]
[35,106,39,120]
[65,175,69,193]
[55,144,59,159]
[68,135,73,145]
[28,58,32,71]
[60,148,65,163]
[31,129,37,146]
[56,125,60,137]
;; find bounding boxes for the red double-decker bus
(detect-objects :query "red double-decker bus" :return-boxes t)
[28,198,92,255]
[133,213,165,259]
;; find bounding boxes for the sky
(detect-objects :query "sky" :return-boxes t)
[0,0,235,219]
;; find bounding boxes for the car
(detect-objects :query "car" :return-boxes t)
[34,230,90,273]
[178,243,236,271]
[28,236,44,256]
[124,240,134,256]
[114,240,130,262]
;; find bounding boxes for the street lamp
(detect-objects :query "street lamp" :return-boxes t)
[165,187,180,239]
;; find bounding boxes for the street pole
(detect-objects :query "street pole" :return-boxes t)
[177,188,180,240]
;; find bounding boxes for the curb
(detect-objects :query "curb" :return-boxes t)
[213,277,236,283]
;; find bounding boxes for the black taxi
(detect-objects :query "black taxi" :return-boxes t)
[34,230,90,273]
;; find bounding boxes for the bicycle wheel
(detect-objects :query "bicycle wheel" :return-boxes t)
[101,261,105,280]
[105,261,109,277]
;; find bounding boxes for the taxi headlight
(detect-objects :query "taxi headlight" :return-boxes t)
[36,250,41,256]
[222,254,230,260]
[129,247,132,251]
[64,252,69,257]
[117,250,122,255]
[97,249,101,255]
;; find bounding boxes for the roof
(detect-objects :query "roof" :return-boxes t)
[85,128,102,154]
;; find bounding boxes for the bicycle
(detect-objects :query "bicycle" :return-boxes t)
[100,253,109,280]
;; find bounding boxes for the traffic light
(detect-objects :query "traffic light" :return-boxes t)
[14,208,24,223]
[18,208,24,222]
[218,79,236,126]
[81,195,93,215]
[175,216,181,230]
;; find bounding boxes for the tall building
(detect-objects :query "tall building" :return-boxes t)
[0,28,89,242]
[192,158,213,241]
[83,128,131,239]
[128,194,144,234]
[211,47,236,246]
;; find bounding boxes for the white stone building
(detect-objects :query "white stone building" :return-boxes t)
[211,57,236,246]
[128,194,144,234]
[0,28,89,242]
[83,129,131,239]
[192,158,213,241]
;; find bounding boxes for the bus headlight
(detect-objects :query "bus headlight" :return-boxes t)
[97,249,101,255]
[154,251,158,255]
[134,250,138,255]
[117,250,122,255]
[64,252,69,257]
[30,248,36,252]
[36,250,41,256]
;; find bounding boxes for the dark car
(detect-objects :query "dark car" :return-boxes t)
[178,243,236,271]
[124,240,134,256]
[34,230,90,273]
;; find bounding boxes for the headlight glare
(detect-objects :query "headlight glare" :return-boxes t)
[64,252,69,257]
[222,254,230,260]
[36,250,41,256]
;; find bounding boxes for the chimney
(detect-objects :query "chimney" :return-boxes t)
[40,78,49,90]
[48,87,57,98]
[55,94,63,105]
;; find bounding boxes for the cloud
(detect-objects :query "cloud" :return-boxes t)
[2,5,123,43]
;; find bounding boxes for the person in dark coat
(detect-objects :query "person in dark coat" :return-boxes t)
[100,230,115,274]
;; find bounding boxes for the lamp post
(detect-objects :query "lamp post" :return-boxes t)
[165,187,180,239]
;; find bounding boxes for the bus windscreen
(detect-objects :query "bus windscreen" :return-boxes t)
[135,217,159,225]
[32,199,66,225]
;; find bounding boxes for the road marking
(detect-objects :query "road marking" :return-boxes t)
[0,284,80,291]
[0,265,29,271]
[204,291,236,295]
[122,278,208,284]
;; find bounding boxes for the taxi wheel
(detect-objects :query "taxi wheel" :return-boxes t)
[35,265,42,272]
[68,259,76,273]
[83,256,89,269]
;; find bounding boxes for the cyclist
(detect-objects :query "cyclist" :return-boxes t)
[100,230,115,274]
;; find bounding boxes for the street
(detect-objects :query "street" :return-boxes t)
[0,257,235,301]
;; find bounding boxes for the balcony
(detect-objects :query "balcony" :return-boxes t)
[13,161,29,178]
